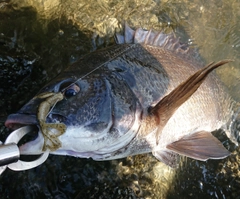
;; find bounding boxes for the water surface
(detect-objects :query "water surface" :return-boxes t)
[0,0,240,198]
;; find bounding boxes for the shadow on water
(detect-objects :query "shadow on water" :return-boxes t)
[0,3,162,199]
[0,4,126,199]
[1,1,240,199]
[0,3,93,121]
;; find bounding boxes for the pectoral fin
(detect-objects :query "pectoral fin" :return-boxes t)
[166,131,230,161]
[153,150,180,168]
[149,59,232,143]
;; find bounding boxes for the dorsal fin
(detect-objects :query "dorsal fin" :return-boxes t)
[115,23,194,57]
[148,59,233,143]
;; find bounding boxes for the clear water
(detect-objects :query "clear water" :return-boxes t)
[0,0,240,198]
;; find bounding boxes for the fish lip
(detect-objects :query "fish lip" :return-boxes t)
[5,113,38,130]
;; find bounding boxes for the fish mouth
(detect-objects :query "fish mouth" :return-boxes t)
[5,112,67,155]
[4,113,42,154]
[5,113,38,130]
[5,113,67,130]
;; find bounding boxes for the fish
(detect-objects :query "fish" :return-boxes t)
[5,24,233,167]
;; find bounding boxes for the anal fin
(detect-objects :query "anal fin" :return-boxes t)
[166,131,230,161]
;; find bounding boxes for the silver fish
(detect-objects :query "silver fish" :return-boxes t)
[5,24,233,167]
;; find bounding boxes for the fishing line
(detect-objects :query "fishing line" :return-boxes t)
[49,42,137,114]
[46,99,62,118]
[60,43,136,93]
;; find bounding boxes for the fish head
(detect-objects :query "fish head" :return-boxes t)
[5,74,91,128]
[5,68,141,159]
[4,72,103,150]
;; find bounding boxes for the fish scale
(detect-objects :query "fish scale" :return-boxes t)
[5,25,233,167]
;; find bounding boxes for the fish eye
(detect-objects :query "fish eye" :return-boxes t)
[63,83,80,97]
[65,88,77,97]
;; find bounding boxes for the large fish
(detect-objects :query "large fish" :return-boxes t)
[5,24,233,167]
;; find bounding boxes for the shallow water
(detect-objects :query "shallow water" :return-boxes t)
[0,0,240,198]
